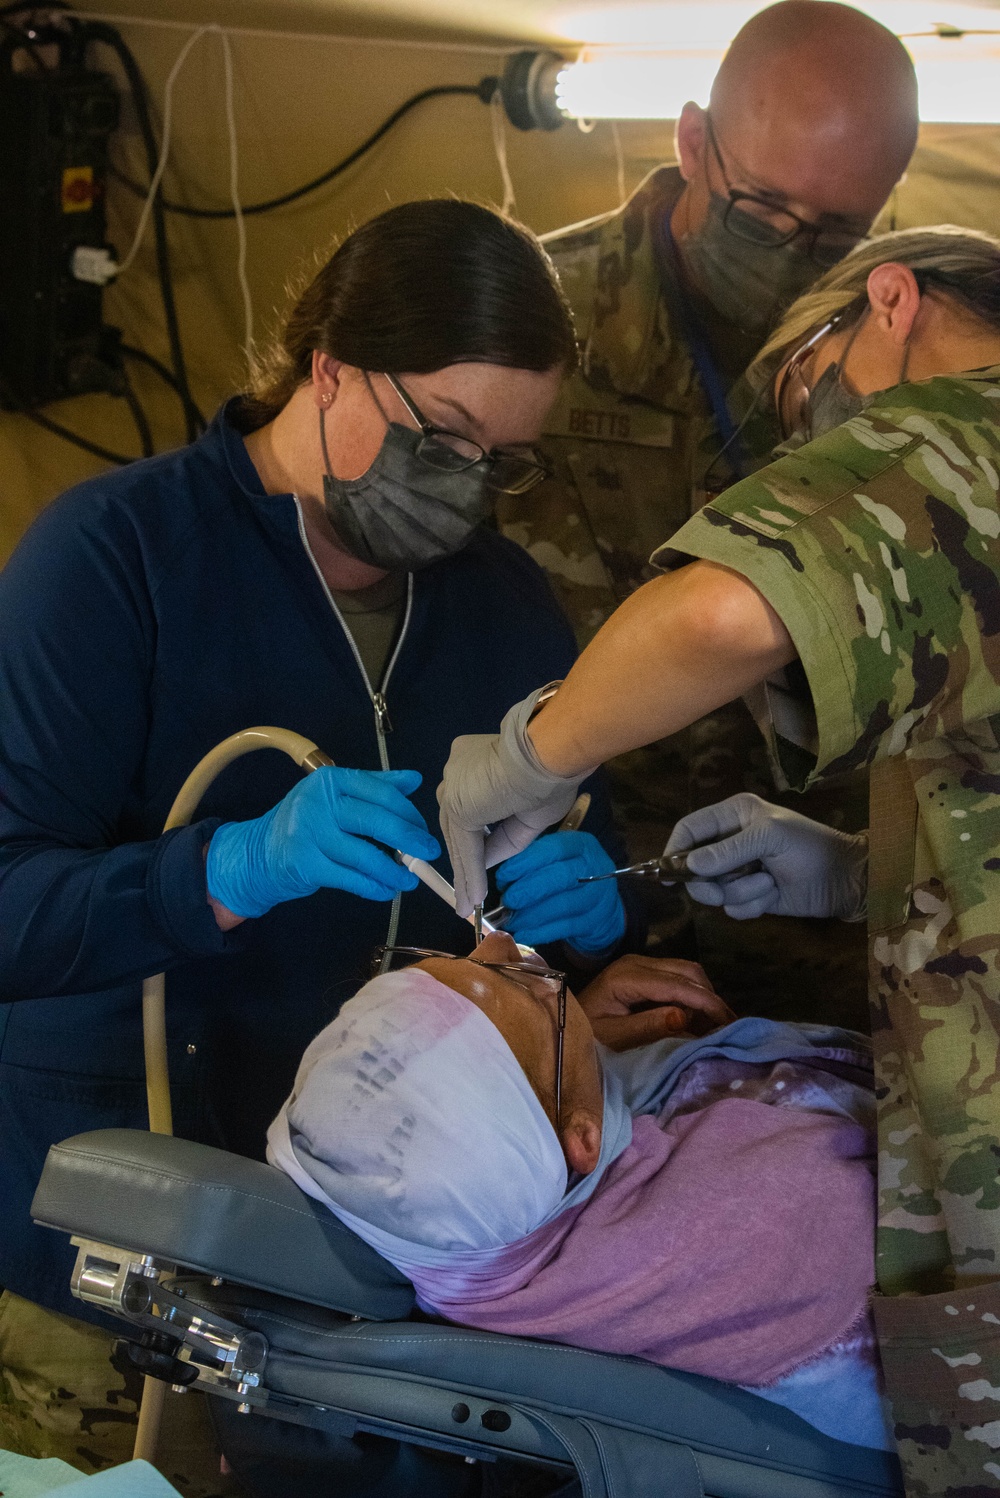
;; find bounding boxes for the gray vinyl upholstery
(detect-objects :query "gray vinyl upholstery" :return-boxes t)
[33,1131,903,1498]
[188,1280,903,1498]
[31,1130,414,1320]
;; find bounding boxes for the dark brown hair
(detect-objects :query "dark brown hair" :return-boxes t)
[245,199,577,424]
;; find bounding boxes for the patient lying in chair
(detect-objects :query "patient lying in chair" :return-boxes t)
[268,933,891,1451]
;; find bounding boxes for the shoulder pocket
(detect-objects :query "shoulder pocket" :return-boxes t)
[714,428,924,538]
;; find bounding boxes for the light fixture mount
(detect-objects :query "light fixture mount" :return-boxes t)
[497,50,566,131]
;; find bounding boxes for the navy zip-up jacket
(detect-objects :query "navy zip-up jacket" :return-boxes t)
[0,404,623,1318]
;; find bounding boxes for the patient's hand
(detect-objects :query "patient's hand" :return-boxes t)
[578,956,736,1051]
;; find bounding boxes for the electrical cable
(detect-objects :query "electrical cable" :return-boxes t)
[112,81,487,218]
[0,6,202,450]
[114,23,210,276]
[121,342,204,430]
[0,348,148,467]
[121,342,181,394]
[114,22,252,360]
[2,397,135,465]
[123,347,207,443]
[120,372,154,457]
[490,86,515,216]
[0,16,47,66]
[610,120,626,207]
[218,27,252,356]
[74,17,205,441]
[0,11,486,460]
[0,0,70,14]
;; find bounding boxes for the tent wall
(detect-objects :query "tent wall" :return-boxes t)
[1,4,998,561]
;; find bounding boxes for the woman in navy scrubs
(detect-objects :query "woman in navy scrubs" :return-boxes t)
[0,200,633,1477]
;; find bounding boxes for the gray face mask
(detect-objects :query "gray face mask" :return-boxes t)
[786,311,886,445]
[320,411,493,572]
[803,361,873,440]
[678,192,822,336]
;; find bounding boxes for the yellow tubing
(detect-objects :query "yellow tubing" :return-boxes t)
[136,727,331,1464]
[132,1374,167,1465]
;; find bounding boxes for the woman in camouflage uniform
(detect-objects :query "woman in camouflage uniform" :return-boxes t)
[438,227,1000,1498]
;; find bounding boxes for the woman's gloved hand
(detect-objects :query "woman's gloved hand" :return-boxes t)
[495,831,626,954]
[664,793,868,922]
[437,687,585,917]
[206,767,440,919]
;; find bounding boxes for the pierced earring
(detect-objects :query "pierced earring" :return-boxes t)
[321,392,332,405]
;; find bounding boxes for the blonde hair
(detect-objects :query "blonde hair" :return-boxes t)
[749,224,1000,390]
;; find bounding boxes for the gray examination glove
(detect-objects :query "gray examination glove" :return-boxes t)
[664,793,868,922]
[437,687,585,918]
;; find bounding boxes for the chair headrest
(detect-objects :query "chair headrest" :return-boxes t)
[32,1129,415,1321]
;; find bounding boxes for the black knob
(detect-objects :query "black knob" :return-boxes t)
[451,1402,470,1424]
[481,1409,511,1432]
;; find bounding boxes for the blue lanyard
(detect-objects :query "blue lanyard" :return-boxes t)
[661,218,748,480]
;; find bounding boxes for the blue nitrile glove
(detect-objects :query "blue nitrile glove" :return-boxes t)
[496,830,626,954]
[206,767,440,918]
[664,793,868,922]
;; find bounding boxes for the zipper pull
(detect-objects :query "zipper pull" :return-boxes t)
[373,691,393,734]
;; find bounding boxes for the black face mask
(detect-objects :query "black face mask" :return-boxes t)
[320,410,493,572]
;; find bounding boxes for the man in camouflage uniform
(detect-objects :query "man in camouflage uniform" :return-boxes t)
[499,0,918,1027]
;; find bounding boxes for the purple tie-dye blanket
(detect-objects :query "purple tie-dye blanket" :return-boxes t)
[410,1050,877,1390]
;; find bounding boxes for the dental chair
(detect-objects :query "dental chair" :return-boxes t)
[28,730,903,1497]
[32,1127,904,1498]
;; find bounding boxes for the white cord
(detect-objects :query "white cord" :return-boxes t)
[219,29,253,357]
[114,24,253,358]
[115,24,213,274]
[490,88,516,217]
[610,120,626,206]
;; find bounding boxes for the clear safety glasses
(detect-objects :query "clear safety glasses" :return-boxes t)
[376,373,553,496]
[372,945,568,1123]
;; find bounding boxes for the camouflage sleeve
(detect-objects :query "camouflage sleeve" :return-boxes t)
[653,376,1000,790]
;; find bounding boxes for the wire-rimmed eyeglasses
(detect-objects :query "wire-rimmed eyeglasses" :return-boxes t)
[774,300,869,440]
[372,945,568,1124]
[705,114,868,269]
[371,373,552,496]
[774,314,843,440]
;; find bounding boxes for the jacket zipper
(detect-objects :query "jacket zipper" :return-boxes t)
[293,498,414,957]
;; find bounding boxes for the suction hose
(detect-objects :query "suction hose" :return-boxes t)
[141,728,333,1139]
[134,728,333,1464]
[132,725,483,1464]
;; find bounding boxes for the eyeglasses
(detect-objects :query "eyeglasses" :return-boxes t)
[374,373,552,496]
[705,115,868,269]
[775,315,843,439]
[774,301,867,439]
[372,945,568,1124]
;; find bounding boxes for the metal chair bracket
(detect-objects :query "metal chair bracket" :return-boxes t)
[70,1237,268,1408]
